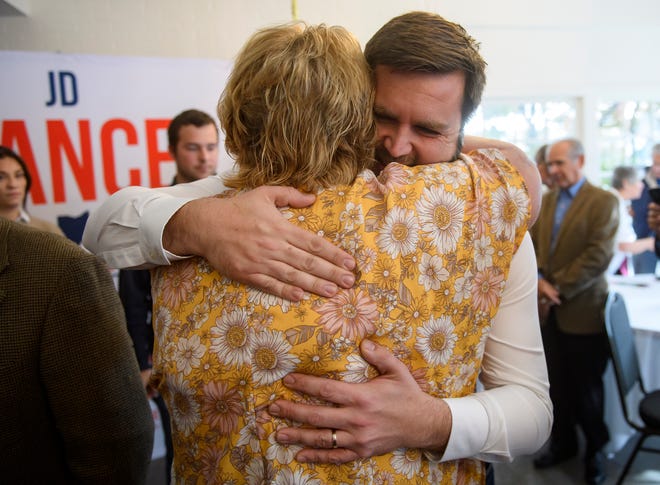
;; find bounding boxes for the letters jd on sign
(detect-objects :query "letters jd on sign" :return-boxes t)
[0,51,233,225]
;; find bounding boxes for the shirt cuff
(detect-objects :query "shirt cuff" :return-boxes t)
[440,396,489,462]
[139,196,194,264]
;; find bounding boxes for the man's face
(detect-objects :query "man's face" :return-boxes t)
[170,123,219,184]
[651,151,660,179]
[546,141,584,189]
[372,66,464,170]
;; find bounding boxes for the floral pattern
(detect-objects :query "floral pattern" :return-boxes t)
[151,149,530,484]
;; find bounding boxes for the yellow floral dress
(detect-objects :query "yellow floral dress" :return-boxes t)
[151,149,530,485]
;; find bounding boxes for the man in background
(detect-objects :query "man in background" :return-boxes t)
[630,143,660,273]
[162,109,219,185]
[531,139,619,485]
[118,108,218,483]
[0,218,153,483]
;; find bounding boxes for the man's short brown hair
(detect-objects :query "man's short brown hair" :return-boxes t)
[167,109,218,149]
[364,11,487,126]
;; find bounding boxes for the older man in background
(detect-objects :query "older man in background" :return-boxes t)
[531,138,619,484]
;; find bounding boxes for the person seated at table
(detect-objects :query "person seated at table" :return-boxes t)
[608,166,654,275]
[149,20,549,484]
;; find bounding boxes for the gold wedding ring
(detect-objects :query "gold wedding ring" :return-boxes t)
[331,429,338,449]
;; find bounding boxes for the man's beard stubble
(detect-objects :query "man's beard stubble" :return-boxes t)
[372,131,464,175]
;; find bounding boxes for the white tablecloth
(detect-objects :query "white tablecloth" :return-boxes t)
[608,274,660,334]
[604,274,660,454]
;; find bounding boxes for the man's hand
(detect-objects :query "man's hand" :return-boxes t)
[538,278,561,305]
[648,201,660,233]
[268,340,451,464]
[537,277,561,321]
[163,186,356,301]
[140,369,157,398]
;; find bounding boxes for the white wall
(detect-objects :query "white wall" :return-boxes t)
[2,0,658,92]
[2,0,660,180]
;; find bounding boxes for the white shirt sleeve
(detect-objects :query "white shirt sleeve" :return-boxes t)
[441,233,552,462]
[81,175,228,269]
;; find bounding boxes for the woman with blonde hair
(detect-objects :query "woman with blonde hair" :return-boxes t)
[151,21,540,484]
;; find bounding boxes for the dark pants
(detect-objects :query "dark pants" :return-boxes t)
[485,462,494,485]
[542,311,610,458]
[153,394,173,483]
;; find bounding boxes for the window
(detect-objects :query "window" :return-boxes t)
[465,98,577,157]
[597,100,660,183]
[465,98,660,187]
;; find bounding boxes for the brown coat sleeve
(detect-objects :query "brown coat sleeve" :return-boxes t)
[41,251,155,483]
[0,220,154,483]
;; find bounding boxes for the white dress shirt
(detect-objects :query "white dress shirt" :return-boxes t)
[81,172,551,462]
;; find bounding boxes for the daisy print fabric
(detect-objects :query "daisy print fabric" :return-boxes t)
[151,149,530,484]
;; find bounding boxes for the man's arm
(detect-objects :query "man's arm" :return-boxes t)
[44,253,154,483]
[648,201,660,257]
[82,176,226,267]
[82,176,356,301]
[268,234,552,463]
[270,340,453,463]
[618,236,655,254]
[451,234,551,461]
[648,201,660,233]
[163,187,357,301]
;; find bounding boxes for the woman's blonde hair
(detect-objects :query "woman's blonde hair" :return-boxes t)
[220,22,375,191]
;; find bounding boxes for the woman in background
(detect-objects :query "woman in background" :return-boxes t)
[0,145,64,236]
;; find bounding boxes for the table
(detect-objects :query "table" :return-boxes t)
[608,274,660,334]
[603,274,660,454]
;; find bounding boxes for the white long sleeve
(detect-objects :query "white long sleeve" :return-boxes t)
[442,233,552,462]
[82,176,553,462]
[81,175,227,269]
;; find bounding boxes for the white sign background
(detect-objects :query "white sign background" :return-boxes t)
[0,50,234,232]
